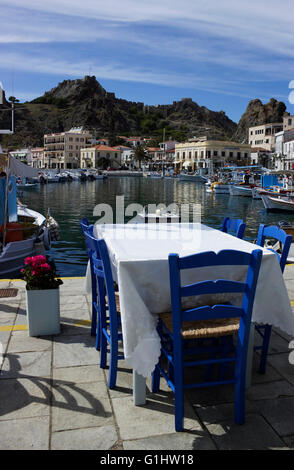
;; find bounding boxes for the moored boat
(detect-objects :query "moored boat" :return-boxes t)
[229,185,253,197]
[178,172,206,182]
[261,194,294,212]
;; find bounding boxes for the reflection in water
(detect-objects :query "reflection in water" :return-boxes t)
[20,178,294,276]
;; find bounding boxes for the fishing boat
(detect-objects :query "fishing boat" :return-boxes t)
[0,171,52,276]
[178,172,206,182]
[17,177,39,190]
[229,185,253,197]
[39,172,61,183]
[137,207,181,223]
[261,194,294,212]
[212,182,231,194]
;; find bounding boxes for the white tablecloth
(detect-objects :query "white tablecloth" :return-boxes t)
[86,223,294,377]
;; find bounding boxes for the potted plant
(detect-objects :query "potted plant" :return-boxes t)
[22,255,63,336]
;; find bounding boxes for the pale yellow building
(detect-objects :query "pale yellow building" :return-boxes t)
[283,113,294,131]
[44,127,92,169]
[80,145,122,169]
[174,138,251,172]
[248,123,283,151]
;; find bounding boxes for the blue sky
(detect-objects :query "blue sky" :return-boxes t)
[1,0,294,123]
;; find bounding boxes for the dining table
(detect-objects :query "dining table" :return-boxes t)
[85,222,294,405]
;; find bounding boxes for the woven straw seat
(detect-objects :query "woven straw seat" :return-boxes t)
[159,312,240,339]
[105,291,120,313]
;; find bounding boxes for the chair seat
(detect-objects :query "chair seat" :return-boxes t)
[105,291,120,313]
[159,312,240,339]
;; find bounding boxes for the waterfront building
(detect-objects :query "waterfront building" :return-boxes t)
[44,127,92,169]
[80,145,122,169]
[274,129,294,170]
[248,122,283,151]
[114,146,134,167]
[283,113,294,131]
[30,147,45,168]
[250,147,272,168]
[174,138,251,172]
[9,148,32,165]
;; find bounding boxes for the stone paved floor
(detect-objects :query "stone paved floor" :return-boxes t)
[0,269,294,450]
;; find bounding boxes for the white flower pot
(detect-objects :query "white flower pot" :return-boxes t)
[26,288,61,336]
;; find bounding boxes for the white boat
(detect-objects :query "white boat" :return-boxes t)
[17,182,38,190]
[213,183,230,194]
[137,208,180,223]
[39,172,60,183]
[0,203,50,277]
[229,185,253,197]
[0,155,52,276]
[178,172,206,182]
[149,172,163,179]
[261,195,294,212]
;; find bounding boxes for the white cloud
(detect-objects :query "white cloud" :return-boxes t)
[1,0,294,104]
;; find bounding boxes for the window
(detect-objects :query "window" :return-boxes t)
[214,151,217,156]
[288,119,292,126]
[189,151,192,159]
[182,152,185,159]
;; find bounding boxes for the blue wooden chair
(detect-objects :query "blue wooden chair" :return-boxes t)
[152,248,262,432]
[80,218,98,340]
[221,217,246,239]
[92,238,124,389]
[255,224,292,374]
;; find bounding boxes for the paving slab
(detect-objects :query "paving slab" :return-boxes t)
[0,416,49,450]
[7,334,52,353]
[0,350,52,379]
[246,380,294,401]
[51,425,118,450]
[51,380,113,432]
[112,394,201,440]
[123,431,217,450]
[0,377,50,420]
[268,352,294,385]
[194,400,259,426]
[205,414,286,450]
[257,396,294,437]
[53,364,105,384]
[53,334,98,368]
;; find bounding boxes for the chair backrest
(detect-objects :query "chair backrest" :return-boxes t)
[257,224,292,273]
[168,249,262,358]
[80,218,94,258]
[222,217,246,239]
[91,238,119,338]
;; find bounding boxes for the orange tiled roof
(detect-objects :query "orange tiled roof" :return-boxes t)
[93,145,120,151]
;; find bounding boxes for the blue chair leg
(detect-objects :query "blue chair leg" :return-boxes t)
[100,331,107,369]
[174,381,184,432]
[151,364,161,393]
[95,311,100,351]
[234,354,246,425]
[259,325,272,374]
[108,338,118,389]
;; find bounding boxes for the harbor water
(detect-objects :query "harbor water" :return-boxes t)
[20,177,294,277]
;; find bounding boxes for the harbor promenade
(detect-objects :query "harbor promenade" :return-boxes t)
[1,272,294,450]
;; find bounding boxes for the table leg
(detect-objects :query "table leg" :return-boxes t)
[133,371,146,405]
[246,323,255,389]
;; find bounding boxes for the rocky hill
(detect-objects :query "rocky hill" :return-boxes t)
[0,76,237,148]
[232,98,287,143]
[0,76,288,149]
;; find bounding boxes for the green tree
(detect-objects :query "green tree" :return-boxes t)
[132,144,150,169]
